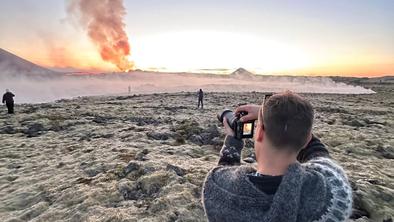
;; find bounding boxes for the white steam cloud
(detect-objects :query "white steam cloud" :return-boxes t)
[0,71,374,104]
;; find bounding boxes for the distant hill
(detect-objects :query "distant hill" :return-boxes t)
[331,76,394,85]
[230,68,256,79]
[0,48,59,79]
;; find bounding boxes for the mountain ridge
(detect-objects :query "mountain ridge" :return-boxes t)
[0,48,59,79]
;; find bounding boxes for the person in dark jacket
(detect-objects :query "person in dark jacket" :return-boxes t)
[198,89,204,109]
[2,89,15,114]
[202,91,352,222]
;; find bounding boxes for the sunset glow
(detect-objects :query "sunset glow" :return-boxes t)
[131,31,312,73]
[0,0,393,76]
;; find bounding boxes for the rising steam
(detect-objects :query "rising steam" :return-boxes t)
[67,0,134,71]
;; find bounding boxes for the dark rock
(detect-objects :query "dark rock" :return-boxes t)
[7,163,22,169]
[23,106,39,114]
[75,177,93,185]
[367,179,382,185]
[49,122,66,132]
[182,124,221,146]
[79,134,92,141]
[326,118,336,125]
[163,106,188,112]
[199,125,220,145]
[23,123,46,137]
[350,180,358,191]
[117,161,149,179]
[135,149,149,161]
[80,162,106,177]
[350,208,370,220]
[351,190,371,220]
[166,164,186,176]
[344,119,366,127]
[82,149,94,153]
[146,132,170,140]
[364,118,385,126]
[173,119,203,139]
[211,137,223,147]
[39,104,62,109]
[84,168,102,177]
[116,95,137,100]
[0,125,17,134]
[315,106,350,114]
[124,161,141,175]
[245,139,254,149]
[92,116,113,124]
[128,116,160,126]
[174,134,185,145]
[118,180,141,200]
[375,145,394,159]
[100,133,114,139]
[6,175,18,182]
[189,134,203,146]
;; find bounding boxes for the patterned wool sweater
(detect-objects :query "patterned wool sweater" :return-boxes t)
[202,136,353,222]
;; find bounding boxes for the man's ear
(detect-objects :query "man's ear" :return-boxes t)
[256,124,265,142]
[302,132,313,149]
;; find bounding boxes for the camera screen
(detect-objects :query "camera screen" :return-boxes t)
[243,123,253,135]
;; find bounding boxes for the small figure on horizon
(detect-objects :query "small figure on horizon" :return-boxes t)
[2,89,15,114]
[198,89,204,109]
[128,85,131,94]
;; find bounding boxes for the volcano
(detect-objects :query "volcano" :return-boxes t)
[230,68,256,80]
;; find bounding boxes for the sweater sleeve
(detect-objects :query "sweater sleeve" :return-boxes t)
[302,157,353,220]
[297,135,330,163]
[218,136,244,166]
[300,136,353,220]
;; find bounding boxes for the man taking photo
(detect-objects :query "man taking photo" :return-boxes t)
[202,91,352,221]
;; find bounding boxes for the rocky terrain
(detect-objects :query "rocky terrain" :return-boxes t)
[0,83,393,221]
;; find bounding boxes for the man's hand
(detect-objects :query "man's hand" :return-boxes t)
[235,104,260,122]
[222,117,235,137]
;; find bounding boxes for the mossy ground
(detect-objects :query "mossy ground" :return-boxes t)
[0,84,393,221]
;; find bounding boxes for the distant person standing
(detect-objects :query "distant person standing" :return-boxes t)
[198,89,204,109]
[128,85,131,94]
[2,89,15,114]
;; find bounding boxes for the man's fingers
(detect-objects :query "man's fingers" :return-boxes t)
[223,117,229,127]
[240,116,252,123]
[235,105,247,113]
[223,117,235,136]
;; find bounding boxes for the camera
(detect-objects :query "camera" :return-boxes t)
[217,109,255,140]
[217,93,273,140]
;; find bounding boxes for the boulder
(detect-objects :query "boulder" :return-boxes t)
[0,125,18,134]
[23,123,46,137]
[146,132,170,140]
[166,164,186,176]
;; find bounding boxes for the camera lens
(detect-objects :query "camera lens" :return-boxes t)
[217,109,237,130]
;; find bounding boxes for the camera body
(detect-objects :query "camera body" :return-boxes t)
[217,109,255,140]
[218,93,273,140]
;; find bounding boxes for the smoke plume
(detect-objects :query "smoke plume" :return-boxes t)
[67,0,134,71]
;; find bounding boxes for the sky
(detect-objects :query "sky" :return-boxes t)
[0,0,393,76]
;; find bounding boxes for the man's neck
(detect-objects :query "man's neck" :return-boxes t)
[256,146,297,176]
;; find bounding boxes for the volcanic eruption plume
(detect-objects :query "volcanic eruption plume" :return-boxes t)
[67,0,134,71]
